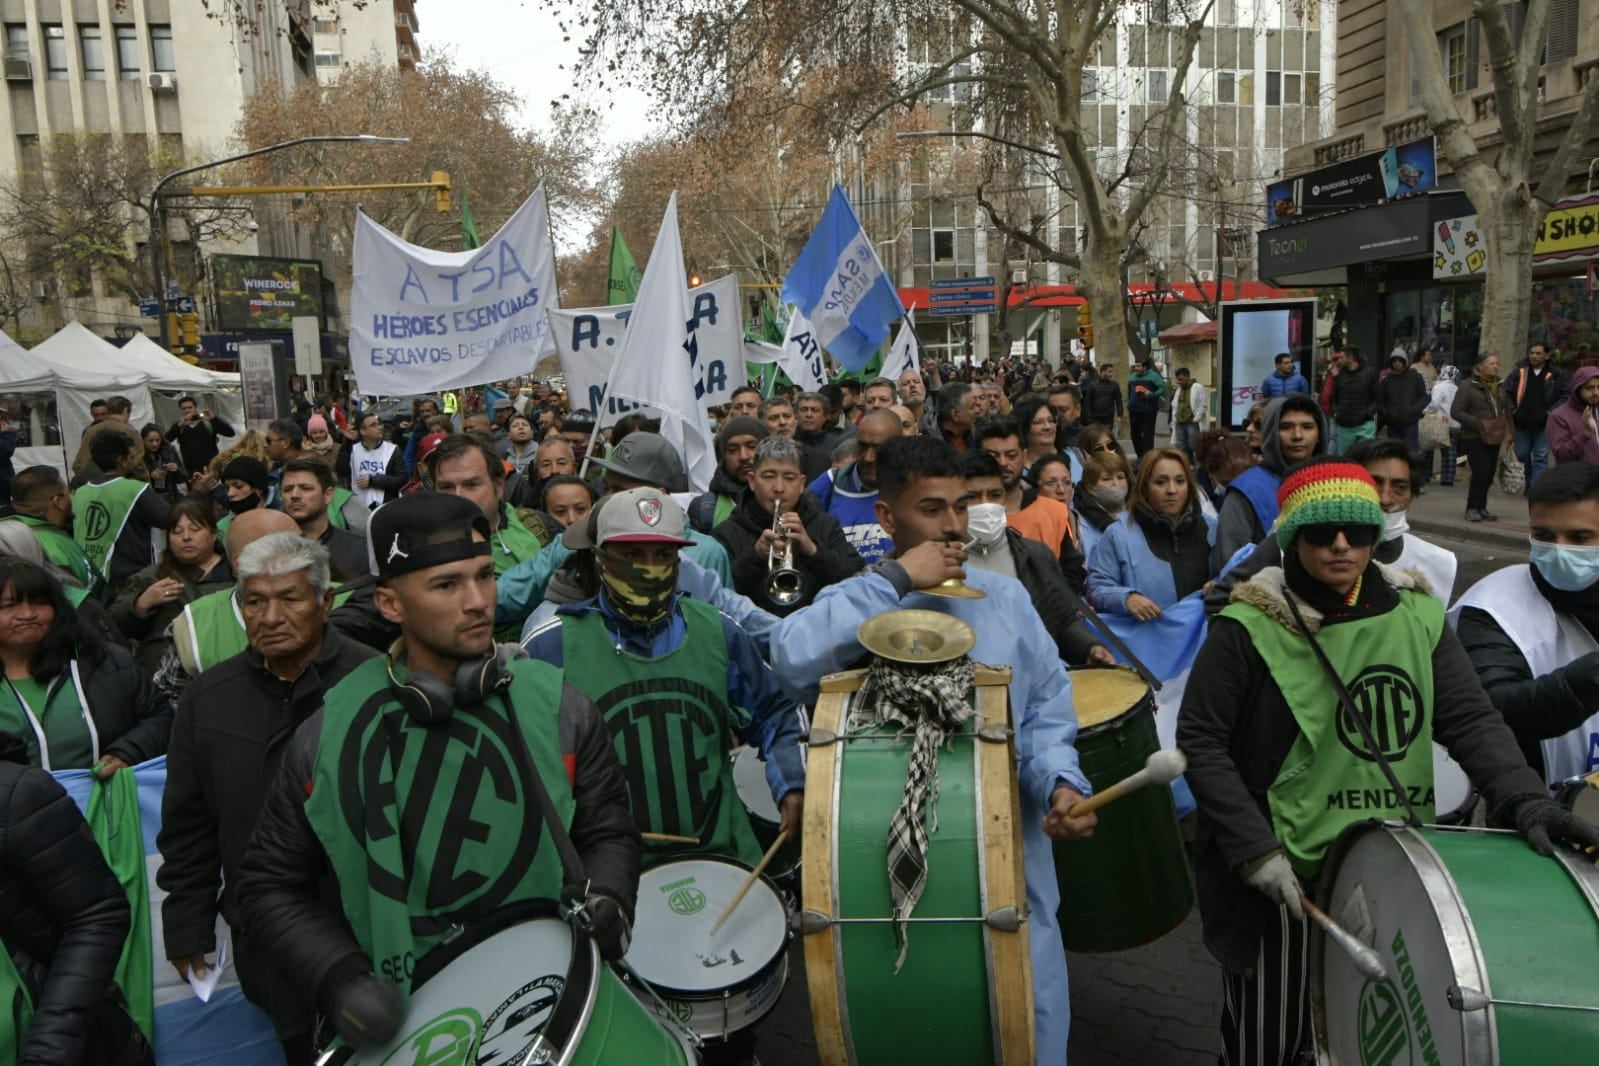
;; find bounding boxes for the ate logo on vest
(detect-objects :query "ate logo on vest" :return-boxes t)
[82,501,112,542]
[1335,665,1426,763]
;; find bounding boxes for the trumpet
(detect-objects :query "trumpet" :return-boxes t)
[766,509,803,606]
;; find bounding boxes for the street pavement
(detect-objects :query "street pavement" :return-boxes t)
[754,531,1513,1066]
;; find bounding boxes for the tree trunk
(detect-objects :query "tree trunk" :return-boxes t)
[1078,243,1127,370]
[1476,193,1540,365]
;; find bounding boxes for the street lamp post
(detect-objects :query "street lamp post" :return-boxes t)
[149,133,409,350]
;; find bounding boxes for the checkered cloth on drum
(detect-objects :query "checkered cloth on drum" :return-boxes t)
[853,654,977,970]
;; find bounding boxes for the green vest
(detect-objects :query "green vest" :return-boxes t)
[328,488,356,531]
[0,671,96,771]
[72,478,146,579]
[713,493,736,529]
[560,598,759,864]
[85,773,153,1042]
[216,513,233,539]
[3,515,97,592]
[304,657,572,995]
[172,589,248,679]
[492,509,546,641]
[1222,589,1442,878]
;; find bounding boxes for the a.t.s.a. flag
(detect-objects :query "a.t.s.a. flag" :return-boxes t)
[780,184,904,372]
[607,227,642,305]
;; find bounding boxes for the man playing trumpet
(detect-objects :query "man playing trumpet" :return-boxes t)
[711,436,865,615]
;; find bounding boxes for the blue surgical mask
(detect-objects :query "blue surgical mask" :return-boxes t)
[1529,539,1599,592]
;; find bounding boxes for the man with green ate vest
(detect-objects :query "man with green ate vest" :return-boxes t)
[427,433,552,640]
[73,427,168,588]
[1178,457,1599,1066]
[234,492,639,1055]
[3,465,100,594]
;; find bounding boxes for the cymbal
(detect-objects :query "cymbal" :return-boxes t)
[921,577,987,599]
[858,609,977,664]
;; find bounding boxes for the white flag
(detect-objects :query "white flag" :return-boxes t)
[350,185,558,395]
[778,307,828,393]
[884,307,920,379]
[603,193,717,492]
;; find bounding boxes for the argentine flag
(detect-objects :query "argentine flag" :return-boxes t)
[781,185,905,371]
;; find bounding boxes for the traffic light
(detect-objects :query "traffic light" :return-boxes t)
[433,171,451,213]
[1077,304,1094,349]
[179,312,200,348]
[165,313,183,355]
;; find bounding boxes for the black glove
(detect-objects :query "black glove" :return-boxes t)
[329,973,406,1048]
[564,884,632,962]
[1513,796,1599,857]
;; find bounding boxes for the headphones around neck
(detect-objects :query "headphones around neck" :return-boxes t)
[384,640,513,725]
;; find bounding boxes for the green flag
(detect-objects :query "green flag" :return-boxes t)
[461,183,481,250]
[607,227,642,305]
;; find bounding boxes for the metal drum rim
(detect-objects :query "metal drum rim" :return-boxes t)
[1067,666,1154,738]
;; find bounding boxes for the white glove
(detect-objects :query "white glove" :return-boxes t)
[1244,850,1304,919]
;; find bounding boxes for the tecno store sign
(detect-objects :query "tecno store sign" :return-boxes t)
[1259,197,1432,276]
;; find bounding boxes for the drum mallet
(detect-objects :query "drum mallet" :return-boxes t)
[1065,749,1188,819]
[641,832,701,845]
[1300,896,1387,981]
[710,829,790,937]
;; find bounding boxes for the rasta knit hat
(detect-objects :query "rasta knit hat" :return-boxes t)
[1274,457,1384,548]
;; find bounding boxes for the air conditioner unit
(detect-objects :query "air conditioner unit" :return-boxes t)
[1198,269,1215,282]
[3,57,30,80]
[148,72,177,93]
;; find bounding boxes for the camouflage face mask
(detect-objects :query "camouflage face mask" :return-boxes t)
[596,546,679,625]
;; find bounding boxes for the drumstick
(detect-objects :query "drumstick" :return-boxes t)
[1066,749,1188,818]
[709,829,790,937]
[1300,895,1387,981]
[641,832,701,845]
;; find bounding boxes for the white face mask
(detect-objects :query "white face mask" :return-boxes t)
[1382,509,1410,543]
[966,503,1009,546]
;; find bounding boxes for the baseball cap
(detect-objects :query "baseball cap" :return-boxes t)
[416,431,448,467]
[220,455,269,493]
[590,432,689,493]
[367,493,491,578]
[594,487,695,547]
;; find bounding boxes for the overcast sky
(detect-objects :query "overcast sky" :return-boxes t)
[420,0,656,147]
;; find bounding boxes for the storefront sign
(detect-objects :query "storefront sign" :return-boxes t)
[1266,138,1437,224]
[1535,195,1599,262]
[1260,197,1432,277]
[1433,215,1487,279]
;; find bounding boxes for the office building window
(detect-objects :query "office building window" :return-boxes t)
[116,26,139,78]
[1146,69,1169,104]
[1216,70,1235,104]
[80,25,104,80]
[315,51,341,67]
[5,24,27,59]
[932,229,956,263]
[1266,71,1281,106]
[149,24,174,71]
[313,18,338,34]
[1283,72,1302,105]
[43,25,67,79]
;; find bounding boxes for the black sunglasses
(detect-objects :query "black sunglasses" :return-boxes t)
[1089,442,1118,454]
[1298,524,1378,549]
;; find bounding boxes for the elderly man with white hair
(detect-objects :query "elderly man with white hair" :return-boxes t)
[156,532,377,1064]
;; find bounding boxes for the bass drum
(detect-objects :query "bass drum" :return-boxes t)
[1055,667,1193,952]
[1313,823,1599,1065]
[333,902,698,1066]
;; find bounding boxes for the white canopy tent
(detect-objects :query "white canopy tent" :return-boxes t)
[1,323,243,478]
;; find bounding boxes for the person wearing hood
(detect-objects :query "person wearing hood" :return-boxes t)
[1260,353,1310,398]
[1376,350,1429,469]
[1427,364,1462,486]
[1204,438,1457,614]
[302,414,339,467]
[1453,461,1599,786]
[714,436,865,615]
[0,730,151,1065]
[1180,457,1598,1066]
[688,415,768,534]
[807,409,901,563]
[1086,448,1216,621]
[1212,394,1329,570]
[1547,365,1599,466]
[215,454,271,539]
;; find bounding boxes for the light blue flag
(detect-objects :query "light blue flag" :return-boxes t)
[780,185,905,371]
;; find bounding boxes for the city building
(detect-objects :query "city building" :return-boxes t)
[888,0,1336,366]
[1263,0,1599,367]
[312,0,419,83]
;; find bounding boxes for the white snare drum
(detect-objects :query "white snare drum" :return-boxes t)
[1432,743,1476,824]
[623,857,791,1041]
[732,746,800,886]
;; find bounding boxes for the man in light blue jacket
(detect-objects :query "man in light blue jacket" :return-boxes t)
[769,435,1097,1064]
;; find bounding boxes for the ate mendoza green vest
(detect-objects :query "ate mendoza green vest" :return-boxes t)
[2,514,98,591]
[1221,587,1442,878]
[304,657,573,994]
[491,508,545,642]
[71,477,146,581]
[561,597,760,865]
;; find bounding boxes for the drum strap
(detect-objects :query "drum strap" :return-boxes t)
[1283,591,1423,828]
[502,686,591,886]
[1076,597,1161,691]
